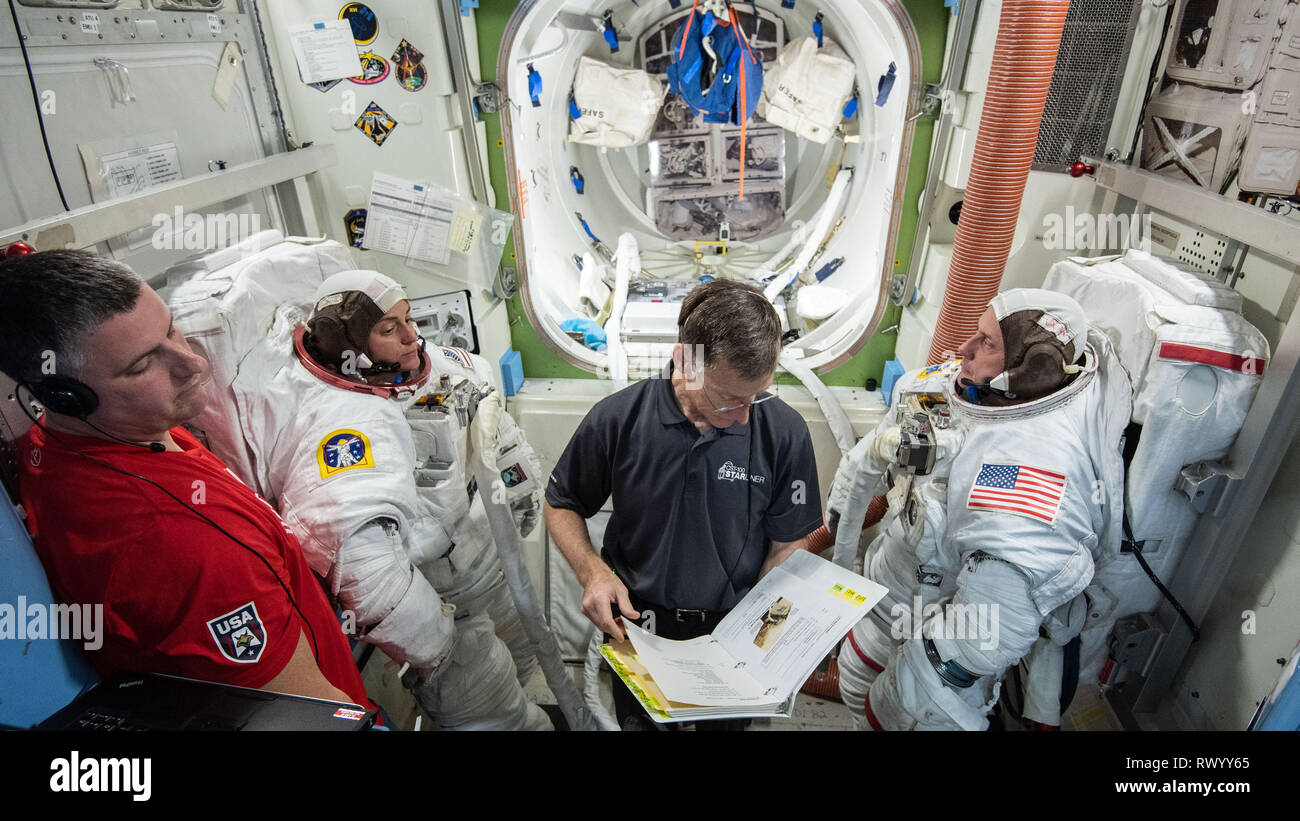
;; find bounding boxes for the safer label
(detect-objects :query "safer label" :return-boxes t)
[80,13,101,34]
[208,13,222,35]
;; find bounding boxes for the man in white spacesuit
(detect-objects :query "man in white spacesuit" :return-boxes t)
[245,269,551,731]
[828,288,1130,730]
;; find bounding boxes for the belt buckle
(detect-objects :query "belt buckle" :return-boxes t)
[674,608,708,623]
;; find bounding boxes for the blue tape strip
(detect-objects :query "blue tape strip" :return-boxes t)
[875,62,896,107]
[576,212,600,244]
[814,257,844,282]
[528,64,542,107]
[603,12,619,53]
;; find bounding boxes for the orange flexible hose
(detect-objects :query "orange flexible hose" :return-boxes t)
[926,0,1071,365]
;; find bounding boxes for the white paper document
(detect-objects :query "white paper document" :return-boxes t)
[288,20,363,85]
[617,550,888,712]
[712,550,883,695]
[99,142,181,199]
[362,173,456,264]
[623,623,775,707]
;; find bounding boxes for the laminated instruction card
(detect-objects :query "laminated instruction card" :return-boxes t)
[600,550,888,723]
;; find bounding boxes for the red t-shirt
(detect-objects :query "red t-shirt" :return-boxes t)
[17,423,375,712]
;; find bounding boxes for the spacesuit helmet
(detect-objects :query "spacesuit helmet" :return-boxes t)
[984,288,1089,402]
[303,269,419,377]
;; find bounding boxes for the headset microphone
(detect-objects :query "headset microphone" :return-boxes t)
[82,419,167,453]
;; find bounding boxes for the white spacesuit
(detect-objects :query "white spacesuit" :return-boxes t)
[238,270,550,731]
[829,289,1131,730]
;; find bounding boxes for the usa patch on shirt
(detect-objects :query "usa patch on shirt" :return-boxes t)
[967,463,1066,525]
[206,602,268,663]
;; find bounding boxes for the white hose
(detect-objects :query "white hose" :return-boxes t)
[762,169,853,302]
[584,627,621,731]
[751,221,813,283]
[473,462,591,730]
[779,349,855,455]
[603,233,638,382]
[831,452,883,570]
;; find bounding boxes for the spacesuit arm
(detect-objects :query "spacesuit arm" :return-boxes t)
[866,555,1042,731]
[826,419,900,570]
[470,389,544,537]
[826,426,900,528]
[330,518,456,677]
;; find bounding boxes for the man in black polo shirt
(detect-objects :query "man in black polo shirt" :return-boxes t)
[544,279,823,730]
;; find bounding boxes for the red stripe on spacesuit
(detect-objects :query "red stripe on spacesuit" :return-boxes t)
[968,490,1058,515]
[966,497,1057,523]
[847,629,884,673]
[1017,465,1066,482]
[1158,342,1266,376]
[864,688,886,731]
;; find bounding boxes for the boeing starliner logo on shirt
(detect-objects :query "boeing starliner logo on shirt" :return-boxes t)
[966,463,1066,524]
[716,461,766,484]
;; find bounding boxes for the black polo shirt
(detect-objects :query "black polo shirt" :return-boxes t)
[545,364,823,612]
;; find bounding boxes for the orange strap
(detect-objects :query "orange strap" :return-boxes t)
[730,5,754,200]
[677,0,701,59]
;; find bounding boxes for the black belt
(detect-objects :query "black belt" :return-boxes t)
[662,607,721,624]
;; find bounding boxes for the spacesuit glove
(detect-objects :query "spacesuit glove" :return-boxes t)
[469,388,504,474]
[826,427,898,529]
[511,490,542,538]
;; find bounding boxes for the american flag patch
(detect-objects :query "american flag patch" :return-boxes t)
[967,463,1066,524]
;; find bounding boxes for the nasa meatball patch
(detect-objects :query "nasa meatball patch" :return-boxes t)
[317,429,377,479]
[207,602,268,663]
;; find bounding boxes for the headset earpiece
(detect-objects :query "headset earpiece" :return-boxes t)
[25,375,100,418]
[989,342,1069,401]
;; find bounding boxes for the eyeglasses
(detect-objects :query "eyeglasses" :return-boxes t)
[701,381,776,413]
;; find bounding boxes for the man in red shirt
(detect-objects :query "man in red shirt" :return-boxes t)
[1,249,372,710]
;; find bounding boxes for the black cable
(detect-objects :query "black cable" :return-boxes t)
[13,385,323,663]
[1129,541,1201,642]
[6,0,71,212]
[1125,0,1178,164]
[1118,422,1199,641]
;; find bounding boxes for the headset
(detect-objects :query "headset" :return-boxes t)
[12,377,323,663]
[960,342,1080,404]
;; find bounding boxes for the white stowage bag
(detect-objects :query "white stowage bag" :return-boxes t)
[568,56,666,149]
[757,36,856,144]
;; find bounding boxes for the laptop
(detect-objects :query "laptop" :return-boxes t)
[37,673,377,731]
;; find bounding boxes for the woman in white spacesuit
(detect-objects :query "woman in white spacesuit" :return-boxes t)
[250,269,551,731]
[827,288,1131,730]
